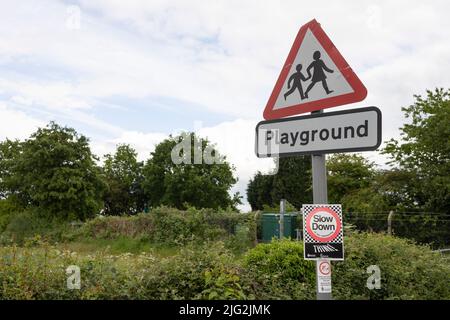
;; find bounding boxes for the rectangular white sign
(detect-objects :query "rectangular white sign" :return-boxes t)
[317,260,332,294]
[255,107,381,157]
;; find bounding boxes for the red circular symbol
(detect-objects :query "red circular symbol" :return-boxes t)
[305,207,341,242]
[319,261,331,275]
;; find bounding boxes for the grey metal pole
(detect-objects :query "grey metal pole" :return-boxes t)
[311,111,332,300]
[280,199,286,239]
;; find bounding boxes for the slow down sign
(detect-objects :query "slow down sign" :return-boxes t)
[302,204,344,260]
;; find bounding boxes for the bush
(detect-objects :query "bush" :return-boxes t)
[333,232,450,300]
[0,208,80,245]
[244,239,314,282]
[0,234,449,300]
[0,197,26,233]
[0,240,250,300]
[79,214,154,239]
[139,242,250,299]
[242,239,315,299]
[76,207,256,247]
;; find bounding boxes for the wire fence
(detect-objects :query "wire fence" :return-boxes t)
[256,210,450,249]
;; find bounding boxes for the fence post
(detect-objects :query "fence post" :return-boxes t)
[280,199,286,239]
[387,211,394,235]
[254,211,260,246]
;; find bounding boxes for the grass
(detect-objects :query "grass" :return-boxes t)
[56,237,180,257]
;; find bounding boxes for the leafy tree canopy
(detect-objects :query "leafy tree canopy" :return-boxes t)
[0,122,106,220]
[247,156,311,211]
[103,144,145,215]
[383,88,450,212]
[142,132,240,210]
[327,153,376,204]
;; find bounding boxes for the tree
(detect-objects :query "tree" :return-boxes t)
[327,153,376,204]
[247,156,312,211]
[271,156,312,209]
[142,132,240,210]
[103,144,145,215]
[246,171,274,211]
[0,139,22,200]
[0,122,106,220]
[383,88,450,213]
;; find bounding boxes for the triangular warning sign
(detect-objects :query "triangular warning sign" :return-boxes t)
[263,19,367,120]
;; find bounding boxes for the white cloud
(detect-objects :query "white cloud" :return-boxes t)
[0,103,43,140]
[109,131,168,162]
[0,0,449,211]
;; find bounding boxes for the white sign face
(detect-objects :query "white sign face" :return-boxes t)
[273,29,354,110]
[308,209,341,242]
[256,107,381,157]
[303,204,344,260]
[317,260,332,293]
[263,19,367,120]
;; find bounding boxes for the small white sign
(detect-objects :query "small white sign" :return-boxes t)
[318,260,332,293]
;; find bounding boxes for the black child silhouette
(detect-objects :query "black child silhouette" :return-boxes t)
[284,64,309,101]
[304,50,334,99]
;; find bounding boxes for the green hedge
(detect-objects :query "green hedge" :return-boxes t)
[0,242,249,300]
[76,207,256,248]
[332,233,450,300]
[1,207,257,250]
[1,233,448,300]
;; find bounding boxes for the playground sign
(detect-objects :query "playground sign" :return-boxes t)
[255,107,381,157]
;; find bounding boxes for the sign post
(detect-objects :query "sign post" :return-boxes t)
[255,18,379,301]
[311,123,332,299]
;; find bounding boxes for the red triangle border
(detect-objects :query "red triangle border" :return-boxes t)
[263,19,367,120]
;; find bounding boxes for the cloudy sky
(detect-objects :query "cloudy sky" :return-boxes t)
[1,1,449,211]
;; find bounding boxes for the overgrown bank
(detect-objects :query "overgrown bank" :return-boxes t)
[0,233,449,300]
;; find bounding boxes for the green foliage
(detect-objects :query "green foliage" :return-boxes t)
[225,223,255,255]
[145,243,250,300]
[333,232,450,300]
[247,156,312,211]
[0,233,449,300]
[77,207,256,247]
[0,208,76,245]
[102,144,145,215]
[0,139,21,199]
[271,156,312,209]
[246,171,274,210]
[383,88,450,213]
[242,239,316,300]
[0,197,23,232]
[142,133,240,210]
[0,122,106,220]
[261,200,297,212]
[244,239,315,283]
[327,154,376,204]
[0,241,249,300]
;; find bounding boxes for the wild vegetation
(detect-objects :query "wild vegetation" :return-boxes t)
[0,89,449,300]
[0,225,448,300]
